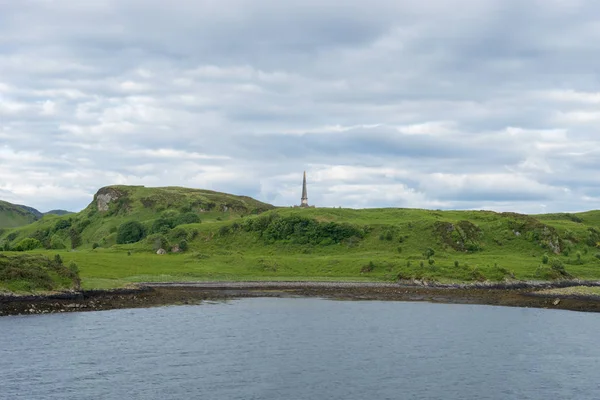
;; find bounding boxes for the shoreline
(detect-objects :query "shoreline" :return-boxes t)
[2,280,600,317]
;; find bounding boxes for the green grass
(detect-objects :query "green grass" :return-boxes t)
[2,186,600,292]
[0,200,39,229]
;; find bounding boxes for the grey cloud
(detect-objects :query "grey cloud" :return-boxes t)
[1,0,600,212]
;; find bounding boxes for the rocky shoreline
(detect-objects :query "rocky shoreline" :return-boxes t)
[2,280,600,317]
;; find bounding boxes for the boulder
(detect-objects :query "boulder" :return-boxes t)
[156,248,167,255]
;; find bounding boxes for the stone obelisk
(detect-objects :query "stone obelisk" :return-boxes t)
[301,171,309,207]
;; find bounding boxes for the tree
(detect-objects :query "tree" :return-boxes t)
[69,228,82,249]
[116,221,147,244]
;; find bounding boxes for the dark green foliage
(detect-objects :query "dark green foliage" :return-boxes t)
[176,212,201,225]
[116,221,147,244]
[428,258,435,266]
[454,260,460,268]
[586,227,600,247]
[219,225,232,236]
[595,252,600,260]
[6,232,18,242]
[243,214,364,246]
[0,253,81,292]
[92,242,100,249]
[13,238,42,251]
[75,218,91,232]
[542,254,549,264]
[188,229,199,240]
[171,227,188,240]
[69,228,82,249]
[50,237,66,250]
[53,219,72,232]
[151,216,177,234]
[424,247,435,259]
[179,240,189,252]
[549,258,570,277]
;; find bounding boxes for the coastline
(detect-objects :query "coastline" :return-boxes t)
[2,280,600,317]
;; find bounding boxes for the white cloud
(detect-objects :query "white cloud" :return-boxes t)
[0,0,600,213]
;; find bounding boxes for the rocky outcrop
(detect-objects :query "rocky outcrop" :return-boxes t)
[95,187,123,212]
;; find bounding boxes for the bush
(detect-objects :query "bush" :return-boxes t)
[243,214,364,246]
[188,229,200,240]
[53,219,71,232]
[92,242,100,250]
[424,248,435,259]
[116,221,147,244]
[14,238,42,252]
[50,238,66,250]
[179,240,189,252]
[542,254,549,264]
[151,217,177,234]
[428,258,435,266]
[171,228,188,240]
[454,260,460,268]
[69,228,82,249]
[361,261,375,273]
[549,258,569,276]
[176,212,201,225]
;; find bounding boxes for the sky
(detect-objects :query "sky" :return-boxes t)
[1,0,600,213]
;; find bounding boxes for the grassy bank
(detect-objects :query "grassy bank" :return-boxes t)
[1,185,600,292]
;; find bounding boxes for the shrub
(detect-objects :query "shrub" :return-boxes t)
[419,261,425,268]
[549,258,570,277]
[188,229,200,240]
[92,242,100,250]
[179,240,189,252]
[361,261,375,273]
[6,232,18,242]
[542,254,549,264]
[424,248,435,259]
[69,228,82,249]
[454,260,459,268]
[428,258,435,266]
[50,238,66,250]
[595,252,600,260]
[151,217,177,234]
[14,238,42,252]
[171,227,188,240]
[219,225,232,236]
[116,221,146,244]
[53,219,71,232]
[176,212,201,225]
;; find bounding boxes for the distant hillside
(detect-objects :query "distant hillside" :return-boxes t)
[44,210,72,216]
[0,185,275,251]
[0,201,40,228]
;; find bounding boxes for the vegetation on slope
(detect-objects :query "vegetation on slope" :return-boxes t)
[0,200,40,228]
[0,253,81,293]
[1,185,600,291]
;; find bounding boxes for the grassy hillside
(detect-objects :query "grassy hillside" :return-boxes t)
[1,185,600,291]
[0,200,40,229]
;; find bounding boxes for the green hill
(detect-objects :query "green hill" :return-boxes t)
[0,200,40,228]
[1,185,600,291]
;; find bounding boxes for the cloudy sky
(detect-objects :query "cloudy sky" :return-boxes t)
[1,0,600,213]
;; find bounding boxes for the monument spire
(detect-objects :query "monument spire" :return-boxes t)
[301,171,308,207]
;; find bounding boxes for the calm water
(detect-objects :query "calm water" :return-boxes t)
[1,299,599,400]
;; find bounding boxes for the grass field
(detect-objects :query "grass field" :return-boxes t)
[2,185,600,292]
